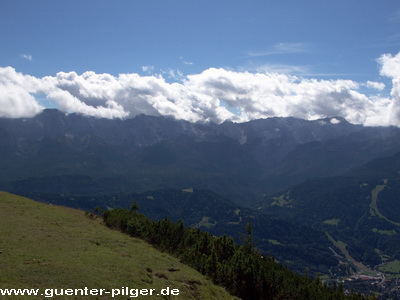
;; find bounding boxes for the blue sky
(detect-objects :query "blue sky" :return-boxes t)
[2,0,399,79]
[1,1,400,126]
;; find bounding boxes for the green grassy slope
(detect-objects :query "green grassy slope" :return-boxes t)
[0,191,236,299]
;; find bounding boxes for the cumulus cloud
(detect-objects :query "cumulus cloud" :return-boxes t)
[1,51,400,126]
[378,52,400,125]
[0,84,42,118]
[379,53,400,78]
[184,68,392,125]
[0,67,43,118]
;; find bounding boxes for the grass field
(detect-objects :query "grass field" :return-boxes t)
[0,192,236,299]
[323,218,340,226]
[377,260,400,278]
[325,232,376,275]
[369,184,400,226]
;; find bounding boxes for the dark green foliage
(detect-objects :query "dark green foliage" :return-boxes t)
[378,183,400,223]
[103,206,365,300]
[102,208,132,231]
[130,200,139,213]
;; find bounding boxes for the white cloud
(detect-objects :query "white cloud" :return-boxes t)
[379,53,400,78]
[0,51,400,126]
[161,68,184,81]
[366,81,385,91]
[179,56,194,65]
[330,117,341,125]
[378,52,400,126]
[20,54,33,61]
[0,84,42,118]
[247,42,310,57]
[141,66,154,73]
[252,64,310,75]
[0,67,43,118]
[184,68,385,124]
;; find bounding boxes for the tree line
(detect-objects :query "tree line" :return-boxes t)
[102,203,367,300]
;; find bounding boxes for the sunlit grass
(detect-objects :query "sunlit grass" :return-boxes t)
[0,192,236,299]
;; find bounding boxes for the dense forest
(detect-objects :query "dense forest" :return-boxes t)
[102,204,367,300]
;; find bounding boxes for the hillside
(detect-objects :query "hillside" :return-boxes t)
[0,191,236,299]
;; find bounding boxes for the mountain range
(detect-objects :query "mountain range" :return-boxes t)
[2,109,400,207]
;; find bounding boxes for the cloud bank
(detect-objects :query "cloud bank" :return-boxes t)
[1,52,400,126]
